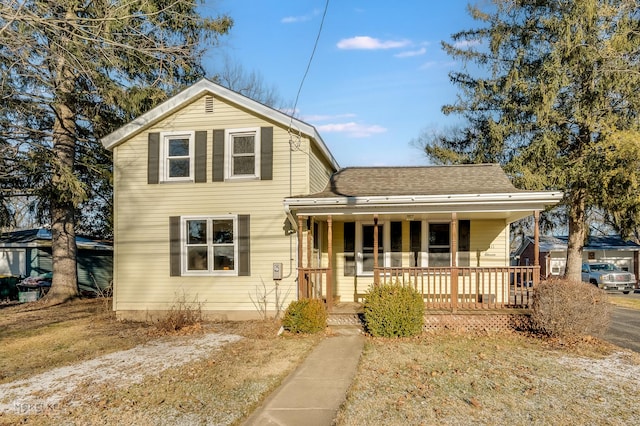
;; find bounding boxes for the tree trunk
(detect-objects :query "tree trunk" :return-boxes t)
[48,199,79,303]
[42,48,79,304]
[564,189,587,281]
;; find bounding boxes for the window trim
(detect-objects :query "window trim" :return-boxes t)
[160,131,195,183]
[225,127,261,180]
[180,215,239,276]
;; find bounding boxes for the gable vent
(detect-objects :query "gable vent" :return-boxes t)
[204,95,214,113]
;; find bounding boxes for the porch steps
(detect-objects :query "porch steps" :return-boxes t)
[327,302,364,332]
[327,313,363,326]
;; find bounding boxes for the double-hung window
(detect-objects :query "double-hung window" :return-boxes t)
[225,128,260,179]
[183,216,237,275]
[161,131,195,182]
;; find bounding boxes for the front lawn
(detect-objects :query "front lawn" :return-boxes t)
[336,332,640,425]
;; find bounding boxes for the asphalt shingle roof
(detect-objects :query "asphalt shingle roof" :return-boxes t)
[0,228,112,249]
[537,235,640,251]
[303,164,524,198]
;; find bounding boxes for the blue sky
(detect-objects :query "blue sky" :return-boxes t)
[201,1,479,167]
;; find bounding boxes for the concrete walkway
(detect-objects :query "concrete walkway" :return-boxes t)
[243,329,364,426]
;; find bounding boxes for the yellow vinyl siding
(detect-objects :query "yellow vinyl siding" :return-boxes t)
[112,94,313,315]
[469,219,508,267]
[309,142,334,193]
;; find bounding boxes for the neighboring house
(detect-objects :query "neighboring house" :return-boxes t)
[0,228,113,292]
[101,79,562,321]
[513,235,640,280]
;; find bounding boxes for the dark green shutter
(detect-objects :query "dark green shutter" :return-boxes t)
[458,220,471,267]
[195,131,207,183]
[390,221,402,267]
[238,215,250,276]
[410,221,422,267]
[169,216,181,276]
[148,133,160,184]
[260,127,273,180]
[213,129,225,182]
[344,222,355,276]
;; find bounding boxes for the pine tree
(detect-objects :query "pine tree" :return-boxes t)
[0,0,232,303]
[419,0,640,280]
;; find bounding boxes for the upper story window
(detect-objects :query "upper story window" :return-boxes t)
[161,131,195,182]
[225,128,260,180]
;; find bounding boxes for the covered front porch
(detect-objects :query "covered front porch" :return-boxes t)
[284,165,562,314]
[295,212,542,313]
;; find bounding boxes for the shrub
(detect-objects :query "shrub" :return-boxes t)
[281,298,327,333]
[156,292,203,333]
[530,278,611,340]
[363,282,424,337]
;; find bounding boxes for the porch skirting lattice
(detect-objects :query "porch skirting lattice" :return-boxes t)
[423,312,530,332]
[327,310,531,332]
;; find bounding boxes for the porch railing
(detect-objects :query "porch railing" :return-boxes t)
[298,267,330,301]
[374,266,539,309]
[298,266,539,310]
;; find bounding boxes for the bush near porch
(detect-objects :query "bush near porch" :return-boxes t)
[530,277,611,340]
[363,282,425,337]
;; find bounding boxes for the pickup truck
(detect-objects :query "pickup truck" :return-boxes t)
[581,262,635,294]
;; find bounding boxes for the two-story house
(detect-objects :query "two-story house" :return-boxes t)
[101,79,562,321]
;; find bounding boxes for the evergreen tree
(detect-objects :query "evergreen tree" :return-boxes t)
[0,0,232,303]
[418,0,640,280]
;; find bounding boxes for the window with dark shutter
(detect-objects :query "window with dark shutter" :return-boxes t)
[260,127,273,180]
[194,131,207,183]
[213,129,225,182]
[390,221,402,267]
[344,222,355,276]
[410,221,421,267]
[169,215,250,276]
[148,133,160,184]
[238,215,250,276]
[458,220,471,267]
[169,216,181,276]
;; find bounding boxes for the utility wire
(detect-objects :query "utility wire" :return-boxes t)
[289,0,330,130]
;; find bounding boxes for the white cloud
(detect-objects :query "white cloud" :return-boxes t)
[281,9,319,24]
[316,122,387,138]
[419,60,456,70]
[453,39,481,49]
[337,36,410,50]
[394,47,427,58]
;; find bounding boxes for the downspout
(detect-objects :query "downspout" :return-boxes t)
[283,137,297,281]
[283,204,298,281]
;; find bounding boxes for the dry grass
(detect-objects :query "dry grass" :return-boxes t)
[609,294,640,310]
[0,298,152,384]
[335,332,640,425]
[0,299,321,425]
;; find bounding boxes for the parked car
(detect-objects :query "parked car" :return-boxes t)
[581,262,635,294]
